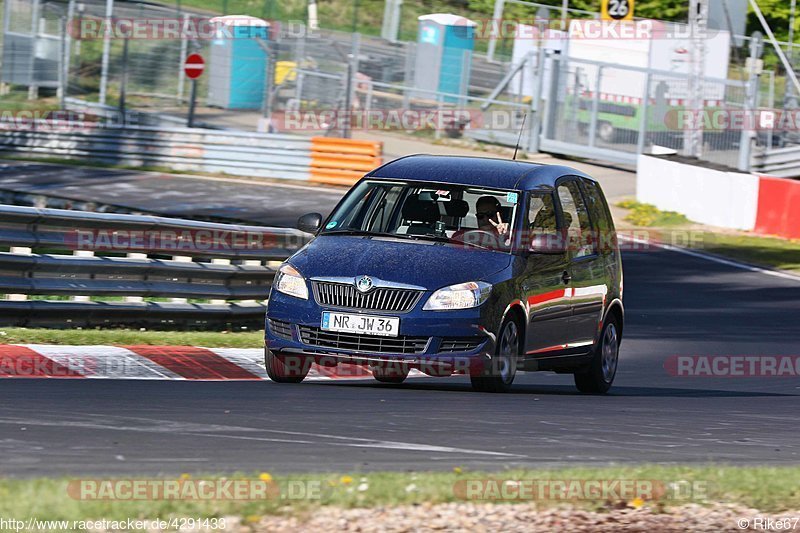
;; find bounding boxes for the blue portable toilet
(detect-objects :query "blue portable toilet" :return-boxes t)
[207,16,270,109]
[413,14,476,103]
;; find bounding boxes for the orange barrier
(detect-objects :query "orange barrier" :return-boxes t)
[754,174,800,240]
[309,137,382,186]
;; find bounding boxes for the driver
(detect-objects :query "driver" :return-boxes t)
[451,196,510,249]
[475,196,509,237]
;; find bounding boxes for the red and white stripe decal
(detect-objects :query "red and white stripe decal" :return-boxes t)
[125,346,262,380]
[0,345,420,381]
[0,345,84,378]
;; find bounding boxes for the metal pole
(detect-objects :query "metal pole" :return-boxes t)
[381,0,403,42]
[487,0,505,63]
[1,1,11,91]
[766,70,775,149]
[636,72,652,156]
[177,14,189,102]
[263,42,276,123]
[738,34,761,171]
[307,0,319,31]
[64,0,75,101]
[561,0,569,30]
[784,0,797,108]
[588,67,603,148]
[29,0,42,100]
[188,79,197,128]
[2,0,10,34]
[351,0,359,33]
[98,0,113,105]
[527,40,547,153]
[119,36,129,126]
[343,54,354,138]
[683,0,707,158]
[59,16,67,109]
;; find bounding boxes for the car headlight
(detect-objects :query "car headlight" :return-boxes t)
[274,264,308,300]
[423,281,492,310]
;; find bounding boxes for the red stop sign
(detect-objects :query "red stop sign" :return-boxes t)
[184,53,205,79]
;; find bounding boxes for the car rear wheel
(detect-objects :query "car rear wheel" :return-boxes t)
[265,349,311,383]
[574,318,620,394]
[371,364,409,384]
[471,318,519,393]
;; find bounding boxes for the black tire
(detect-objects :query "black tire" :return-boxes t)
[597,121,617,143]
[371,364,409,384]
[574,318,620,394]
[265,349,310,383]
[471,317,520,393]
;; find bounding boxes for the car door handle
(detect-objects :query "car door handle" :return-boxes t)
[561,271,572,284]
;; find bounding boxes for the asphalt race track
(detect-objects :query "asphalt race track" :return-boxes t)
[1,246,798,476]
[0,161,344,226]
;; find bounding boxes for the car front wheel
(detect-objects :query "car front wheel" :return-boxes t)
[371,364,409,384]
[471,318,519,393]
[265,349,311,383]
[574,318,620,394]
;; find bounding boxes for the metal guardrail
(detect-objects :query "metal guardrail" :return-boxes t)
[0,205,312,329]
[0,125,314,181]
[752,145,800,178]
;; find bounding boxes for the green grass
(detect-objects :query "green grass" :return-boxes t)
[689,233,800,273]
[616,200,800,274]
[617,200,690,227]
[0,328,263,348]
[2,466,799,523]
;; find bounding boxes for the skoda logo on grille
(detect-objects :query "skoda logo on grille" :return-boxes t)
[355,275,373,293]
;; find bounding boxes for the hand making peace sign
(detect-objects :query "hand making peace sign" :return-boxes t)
[487,211,509,236]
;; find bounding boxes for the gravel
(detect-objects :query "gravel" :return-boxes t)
[235,503,798,532]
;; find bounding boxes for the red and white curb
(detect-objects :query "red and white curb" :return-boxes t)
[0,345,419,381]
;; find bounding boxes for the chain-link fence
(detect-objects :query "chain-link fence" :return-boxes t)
[0,2,794,173]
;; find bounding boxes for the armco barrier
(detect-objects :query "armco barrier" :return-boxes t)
[309,137,383,186]
[0,126,381,184]
[0,205,312,328]
[754,174,800,240]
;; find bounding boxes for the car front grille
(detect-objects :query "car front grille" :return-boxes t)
[297,325,429,354]
[312,281,423,312]
[268,319,293,340]
[438,338,486,353]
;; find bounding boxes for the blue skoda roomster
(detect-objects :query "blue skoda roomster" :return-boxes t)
[265,155,623,393]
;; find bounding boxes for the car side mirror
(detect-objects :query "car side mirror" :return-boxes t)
[297,212,323,234]
[528,232,567,254]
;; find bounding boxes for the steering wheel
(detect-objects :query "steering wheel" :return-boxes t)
[454,229,502,249]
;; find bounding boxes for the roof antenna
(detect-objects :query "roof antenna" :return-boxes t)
[512,113,527,161]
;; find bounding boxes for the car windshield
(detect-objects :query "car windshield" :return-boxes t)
[321,180,519,252]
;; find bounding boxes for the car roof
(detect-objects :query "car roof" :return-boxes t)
[366,154,594,191]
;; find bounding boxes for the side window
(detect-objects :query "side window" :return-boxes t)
[581,179,610,231]
[527,193,558,237]
[557,180,596,258]
[581,178,616,254]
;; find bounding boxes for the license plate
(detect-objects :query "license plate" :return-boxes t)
[321,312,400,337]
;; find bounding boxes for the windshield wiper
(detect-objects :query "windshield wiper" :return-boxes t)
[399,233,450,243]
[323,229,399,238]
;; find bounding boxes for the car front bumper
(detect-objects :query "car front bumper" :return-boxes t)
[264,291,498,373]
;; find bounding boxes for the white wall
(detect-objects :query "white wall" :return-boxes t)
[636,155,759,230]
